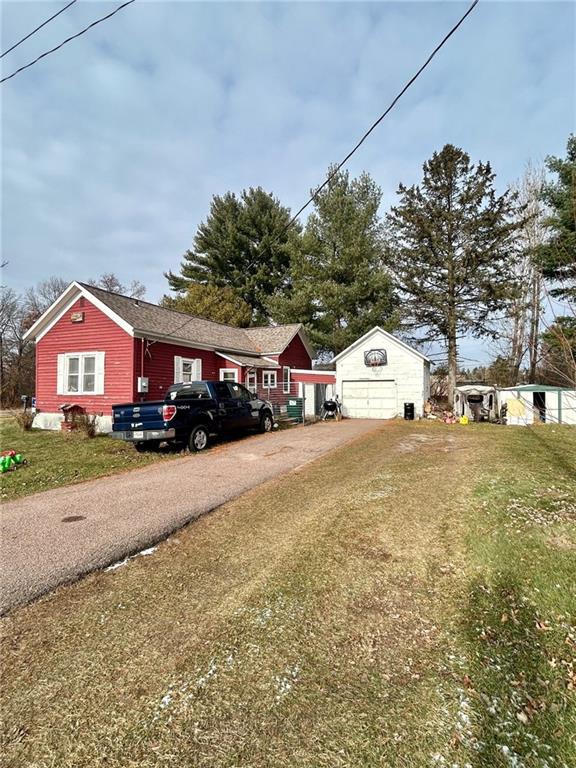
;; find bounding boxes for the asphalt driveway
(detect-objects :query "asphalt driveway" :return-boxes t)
[0,419,381,614]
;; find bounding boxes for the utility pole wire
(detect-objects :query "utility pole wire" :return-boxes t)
[275,0,480,242]
[159,0,480,345]
[1,0,78,59]
[1,0,136,84]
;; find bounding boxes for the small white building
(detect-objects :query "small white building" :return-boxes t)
[332,326,431,419]
[499,384,576,426]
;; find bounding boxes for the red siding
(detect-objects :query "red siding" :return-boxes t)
[36,297,133,415]
[278,333,312,371]
[252,332,313,408]
[216,358,243,383]
[135,339,220,401]
[292,372,336,384]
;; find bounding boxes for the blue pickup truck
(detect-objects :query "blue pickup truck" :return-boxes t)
[111,380,275,452]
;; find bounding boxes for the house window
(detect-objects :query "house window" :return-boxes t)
[67,354,95,393]
[59,352,104,395]
[220,368,238,383]
[246,370,257,393]
[283,366,291,394]
[263,370,277,389]
[174,356,202,384]
[182,359,198,382]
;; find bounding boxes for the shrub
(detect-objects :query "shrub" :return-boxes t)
[11,409,35,431]
[75,413,98,438]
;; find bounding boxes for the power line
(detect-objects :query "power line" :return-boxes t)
[276,0,480,241]
[1,0,78,60]
[1,0,136,84]
[160,0,480,344]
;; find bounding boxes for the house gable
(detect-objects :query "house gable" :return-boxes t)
[35,294,135,417]
[24,282,134,343]
[332,326,430,365]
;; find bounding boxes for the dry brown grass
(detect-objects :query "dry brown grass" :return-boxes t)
[1,421,575,768]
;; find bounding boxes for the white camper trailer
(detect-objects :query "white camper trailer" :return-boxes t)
[454,385,499,422]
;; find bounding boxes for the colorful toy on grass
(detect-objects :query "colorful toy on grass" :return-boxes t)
[0,450,27,473]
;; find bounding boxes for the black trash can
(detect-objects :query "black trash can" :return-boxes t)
[404,402,415,421]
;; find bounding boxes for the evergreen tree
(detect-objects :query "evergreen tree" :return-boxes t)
[161,284,252,327]
[165,188,297,323]
[539,316,576,387]
[385,144,524,405]
[269,168,398,355]
[539,135,576,300]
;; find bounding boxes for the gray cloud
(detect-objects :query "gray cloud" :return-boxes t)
[2,0,574,365]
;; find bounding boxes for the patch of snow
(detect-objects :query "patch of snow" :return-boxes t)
[196,658,217,687]
[274,664,300,703]
[160,692,172,709]
[105,545,158,572]
[138,546,157,557]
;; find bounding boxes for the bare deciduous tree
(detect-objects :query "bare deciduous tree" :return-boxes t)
[495,163,547,384]
[87,273,146,299]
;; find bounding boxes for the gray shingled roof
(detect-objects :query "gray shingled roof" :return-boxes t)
[81,284,305,356]
[244,324,301,353]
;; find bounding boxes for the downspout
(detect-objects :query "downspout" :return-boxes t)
[140,338,145,402]
[558,390,562,425]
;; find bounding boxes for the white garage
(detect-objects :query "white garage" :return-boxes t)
[334,327,431,420]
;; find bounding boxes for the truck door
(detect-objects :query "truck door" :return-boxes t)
[226,383,257,427]
[212,381,245,430]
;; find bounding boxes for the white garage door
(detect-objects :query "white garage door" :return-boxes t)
[342,380,397,419]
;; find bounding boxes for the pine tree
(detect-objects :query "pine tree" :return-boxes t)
[268,168,398,355]
[539,135,576,300]
[160,284,252,327]
[386,144,524,405]
[165,188,297,323]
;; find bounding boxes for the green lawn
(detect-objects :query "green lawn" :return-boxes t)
[1,421,575,767]
[1,418,171,501]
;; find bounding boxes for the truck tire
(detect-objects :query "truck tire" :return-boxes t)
[259,411,274,433]
[189,424,209,452]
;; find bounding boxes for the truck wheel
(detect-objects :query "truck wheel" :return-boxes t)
[189,424,209,452]
[259,411,274,433]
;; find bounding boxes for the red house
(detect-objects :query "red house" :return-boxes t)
[23,282,315,432]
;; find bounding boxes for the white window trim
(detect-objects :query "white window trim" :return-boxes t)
[219,368,238,383]
[263,370,277,389]
[174,356,202,384]
[246,370,257,391]
[59,351,104,396]
[283,366,291,394]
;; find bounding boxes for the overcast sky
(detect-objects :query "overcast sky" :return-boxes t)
[2,1,574,364]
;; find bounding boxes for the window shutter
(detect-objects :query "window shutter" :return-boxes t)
[193,358,202,380]
[57,354,65,395]
[174,356,182,383]
[95,352,105,395]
